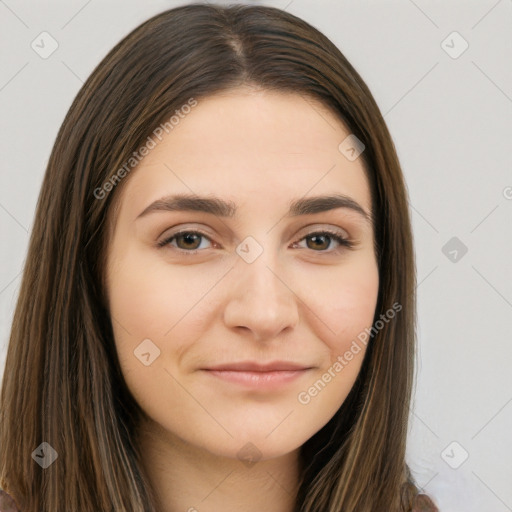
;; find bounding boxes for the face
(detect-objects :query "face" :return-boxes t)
[105,88,379,462]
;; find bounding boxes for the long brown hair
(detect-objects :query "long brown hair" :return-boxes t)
[0,3,438,511]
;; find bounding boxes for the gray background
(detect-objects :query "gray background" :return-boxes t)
[1,1,511,510]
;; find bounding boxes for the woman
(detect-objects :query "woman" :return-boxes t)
[0,3,439,511]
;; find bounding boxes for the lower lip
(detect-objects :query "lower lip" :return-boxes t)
[202,369,311,389]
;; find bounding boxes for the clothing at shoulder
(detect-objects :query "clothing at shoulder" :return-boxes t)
[412,492,439,511]
[0,490,20,512]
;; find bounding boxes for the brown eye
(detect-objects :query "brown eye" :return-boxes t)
[175,233,202,250]
[295,230,353,253]
[306,234,331,251]
[157,230,213,252]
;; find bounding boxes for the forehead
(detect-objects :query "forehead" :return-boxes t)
[109,88,372,226]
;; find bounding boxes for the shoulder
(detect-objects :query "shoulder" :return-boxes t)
[412,492,439,511]
[0,490,20,512]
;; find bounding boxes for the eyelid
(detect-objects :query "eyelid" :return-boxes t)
[294,223,350,240]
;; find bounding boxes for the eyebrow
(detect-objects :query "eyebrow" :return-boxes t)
[136,193,372,224]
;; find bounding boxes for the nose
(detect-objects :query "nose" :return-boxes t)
[223,251,300,342]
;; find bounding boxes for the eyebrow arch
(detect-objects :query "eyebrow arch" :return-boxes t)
[136,193,372,224]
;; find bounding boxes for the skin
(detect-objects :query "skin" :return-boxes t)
[105,87,379,512]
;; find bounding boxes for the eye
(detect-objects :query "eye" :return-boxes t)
[292,230,353,253]
[157,228,353,255]
[157,230,213,253]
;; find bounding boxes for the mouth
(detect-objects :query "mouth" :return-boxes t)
[203,361,313,372]
[200,361,314,390]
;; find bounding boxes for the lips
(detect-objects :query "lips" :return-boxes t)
[202,361,313,372]
[201,362,313,390]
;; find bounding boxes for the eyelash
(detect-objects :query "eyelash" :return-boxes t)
[157,229,353,255]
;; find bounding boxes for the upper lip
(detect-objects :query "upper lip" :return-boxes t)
[203,361,313,372]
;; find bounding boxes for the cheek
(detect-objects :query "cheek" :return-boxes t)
[108,257,170,341]
[293,257,379,421]
[310,254,378,327]
[331,274,379,342]
[298,253,379,364]
[106,250,226,365]
[106,252,220,417]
